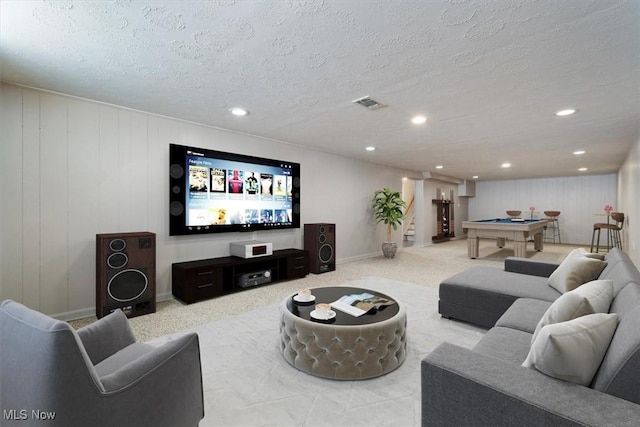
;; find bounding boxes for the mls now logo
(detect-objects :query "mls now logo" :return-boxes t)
[3,409,56,420]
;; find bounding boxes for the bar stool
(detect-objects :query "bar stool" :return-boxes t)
[591,212,624,253]
[506,210,521,218]
[543,211,561,243]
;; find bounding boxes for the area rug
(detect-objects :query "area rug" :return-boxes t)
[184,277,486,427]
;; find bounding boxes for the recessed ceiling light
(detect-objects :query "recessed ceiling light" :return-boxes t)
[365,146,376,151]
[229,107,248,116]
[501,163,511,168]
[435,165,443,169]
[472,175,479,179]
[556,109,576,116]
[411,115,427,125]
[573,150,586,155]
[578,167,588,171]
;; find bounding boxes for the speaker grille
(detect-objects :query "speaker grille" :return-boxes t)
[318,244,333,263]
[108,269,148,302]
[170,201,184,216]
[107,252,128,269]
[109,238,126,252]
[170,164,184,179]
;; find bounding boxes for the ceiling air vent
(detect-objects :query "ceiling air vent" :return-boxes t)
[352,96,386,111]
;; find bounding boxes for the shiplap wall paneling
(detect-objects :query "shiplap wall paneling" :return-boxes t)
[22,88,42,309]
[1,84,24,303]
[117,109,150,232]
[2,83,410,316]
[39,92,70,315]
[153,117,180,296]
[618,137,639,261]
[67,99,100,312]
[98,105,120,233]
[469,174,617,245]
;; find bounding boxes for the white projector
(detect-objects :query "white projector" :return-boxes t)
[229,240,273,259]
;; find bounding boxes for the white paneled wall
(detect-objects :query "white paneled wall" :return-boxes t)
[469,175,618,245]
[618,137,640,263]
[0,83,406,318]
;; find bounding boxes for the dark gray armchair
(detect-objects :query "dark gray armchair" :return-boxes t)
[0,299,204,427]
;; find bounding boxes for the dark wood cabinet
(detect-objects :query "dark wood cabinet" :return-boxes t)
[432,199,455,243]
[172,249,309,304]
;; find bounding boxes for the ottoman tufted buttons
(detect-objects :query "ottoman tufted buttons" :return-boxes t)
[278,288,407,380]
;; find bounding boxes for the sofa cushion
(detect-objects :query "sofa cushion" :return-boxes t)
[600,249,640,295]
[547,255,607,293]
[531,280,613,344]
[440,266,561,327]
[473,326,532,365]
[495,298,551,334]
[94,342,155,377]
[523,313,618,386]
[591,283,640,404]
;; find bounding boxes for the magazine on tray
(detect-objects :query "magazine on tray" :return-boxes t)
[330,292,396,317]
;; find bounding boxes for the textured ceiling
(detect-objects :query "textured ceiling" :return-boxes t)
[1,0,639,181]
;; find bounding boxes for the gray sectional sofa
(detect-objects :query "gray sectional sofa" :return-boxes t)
[422,248,640,426]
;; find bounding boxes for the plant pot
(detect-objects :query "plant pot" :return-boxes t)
[381,241,398,259]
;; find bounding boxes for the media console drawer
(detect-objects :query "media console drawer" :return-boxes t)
[171,248,309,304]
[172,264,224,304]
[287,252,309,279]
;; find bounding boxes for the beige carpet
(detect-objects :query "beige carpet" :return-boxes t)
[71,239,576,341]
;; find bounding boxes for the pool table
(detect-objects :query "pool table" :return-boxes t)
[462,218,548,259]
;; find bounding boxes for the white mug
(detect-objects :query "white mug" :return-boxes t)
[297,289,312,301]
[315,303,331,319]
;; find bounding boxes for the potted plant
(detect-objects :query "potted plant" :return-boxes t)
[372,187,406,258]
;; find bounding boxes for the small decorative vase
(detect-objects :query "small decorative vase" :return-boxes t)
[382,241,398,259]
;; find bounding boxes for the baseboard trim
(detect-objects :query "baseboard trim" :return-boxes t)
[53,291,175,321]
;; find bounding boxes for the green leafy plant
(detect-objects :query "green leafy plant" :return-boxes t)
[372,187,406,241]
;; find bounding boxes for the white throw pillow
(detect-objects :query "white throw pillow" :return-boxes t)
[522,313,618,386]
[548,254,607,293]
[569,247,606,261]
[531,280,613,344]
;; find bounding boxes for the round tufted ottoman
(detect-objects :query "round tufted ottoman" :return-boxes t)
[279,286,407,380]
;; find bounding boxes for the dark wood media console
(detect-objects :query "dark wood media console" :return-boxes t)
[172,249,309,304]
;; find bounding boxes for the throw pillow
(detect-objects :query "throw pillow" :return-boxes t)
[522,313,618,386]
[548,255,607,293]
[531,279,613,344]
[569,247,606,261]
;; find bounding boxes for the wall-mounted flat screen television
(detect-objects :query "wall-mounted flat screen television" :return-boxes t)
[169,143,301,235]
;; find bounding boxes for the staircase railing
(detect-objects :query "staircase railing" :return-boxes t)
[403,196,415,236]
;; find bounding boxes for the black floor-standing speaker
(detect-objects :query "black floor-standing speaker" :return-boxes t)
[304,223,336,274]
[96,232,156,318]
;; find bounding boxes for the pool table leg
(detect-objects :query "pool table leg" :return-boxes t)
[513,241,527,258]
[467,235,479,259]
[534,232,544,251]
[513,233,528,258]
